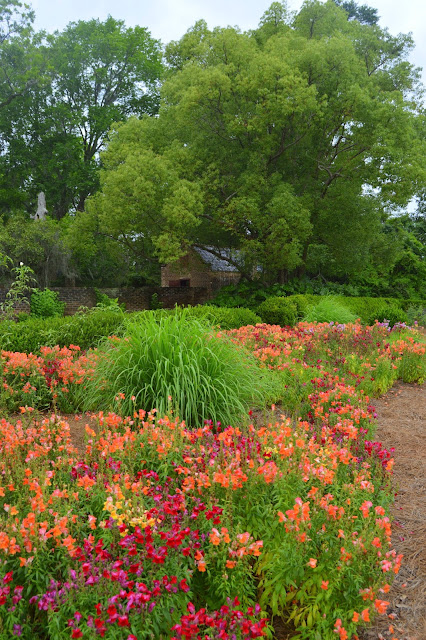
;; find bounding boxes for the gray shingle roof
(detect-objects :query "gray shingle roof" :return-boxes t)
[193,247,241,272]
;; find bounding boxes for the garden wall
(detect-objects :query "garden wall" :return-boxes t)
[0,286,211,315]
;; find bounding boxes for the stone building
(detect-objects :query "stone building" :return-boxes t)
[161,247,241,291]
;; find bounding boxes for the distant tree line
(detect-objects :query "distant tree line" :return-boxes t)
[0,0,425,297]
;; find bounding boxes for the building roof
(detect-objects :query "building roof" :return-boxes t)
[193,247,241,272]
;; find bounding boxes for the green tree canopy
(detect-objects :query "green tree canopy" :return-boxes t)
[90,1,425,283]
[0,15,163,219]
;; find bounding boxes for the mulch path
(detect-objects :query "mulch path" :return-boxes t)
[359,380,426,640]
[24,379,426,640]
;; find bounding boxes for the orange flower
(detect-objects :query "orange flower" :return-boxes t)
[361,609,370,622]
[236,532,250,545]
[307,558,317,568]
[209,529,221,546]
[374,599,390,614]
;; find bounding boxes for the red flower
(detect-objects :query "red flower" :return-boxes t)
[117,616,130,627]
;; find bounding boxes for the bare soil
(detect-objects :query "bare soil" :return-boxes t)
[359,380,426,640]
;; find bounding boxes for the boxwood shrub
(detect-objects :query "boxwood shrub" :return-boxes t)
[257,297,298,326]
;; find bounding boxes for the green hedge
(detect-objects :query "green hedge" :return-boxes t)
[254,294,424,327]
[335,296,409,325]
[185,305,261,329]
[0,304,261,354]
[257,297,298,326]
[286,294,318,318]
[1,295,423,355]
[0,308,126,353]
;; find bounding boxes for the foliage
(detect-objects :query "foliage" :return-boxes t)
[185,305,261,329]
[0,0,34,43]
[0,307,126,352]
[0,261,36,319]
[94,288,124,311]
[332,0,379,24]
[1,2,425,293]
[94,2,425,283]
[0,16,163,219]
[257,297,298,326]
[0,215,74,287]
[405,304,426,327]
[336,296,412,326]
[285,294,317,319]
[63,210,143,286]
[303,297,357,324]
[365,305,408,327]
[149,292,163,310]
[86,119,204,265]
[30,288,65,318]
[211,277,424,310]
[84,310,275,425]
[211,281,272,310]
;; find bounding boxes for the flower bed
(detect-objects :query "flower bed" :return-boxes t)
[0,321,424,639]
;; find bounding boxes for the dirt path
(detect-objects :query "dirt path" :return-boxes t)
[361,381,426,640]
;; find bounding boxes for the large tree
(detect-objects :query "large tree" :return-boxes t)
[0,0,37,108]
[89,1,424,283]
[0,16,163,219]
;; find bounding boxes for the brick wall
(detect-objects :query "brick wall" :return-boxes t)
[0,286,211,316]
[161,252,212,288]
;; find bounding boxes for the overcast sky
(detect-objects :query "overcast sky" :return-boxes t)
[32,0,426,87]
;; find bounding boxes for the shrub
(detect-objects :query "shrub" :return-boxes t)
[406,304,426,327]
[187,305,261,329]
[285,294,318,319]
[30,288,65,318]
[336,297,396,324]
[149,292,164,310]
[94,288,125,310]
[257,297,297,326]
[303,297,357,324]
[211,282,269,310]
[84,310,275,426]
[366,304,408,327]
[0,308,125,353]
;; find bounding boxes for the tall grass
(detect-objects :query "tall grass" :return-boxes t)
[84,310,276,427]
[303,296,357,324]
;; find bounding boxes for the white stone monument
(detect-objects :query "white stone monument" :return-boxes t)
[31,192,48,220]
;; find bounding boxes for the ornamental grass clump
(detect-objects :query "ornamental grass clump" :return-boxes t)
[303,296,357,324]
[84,310,274,426]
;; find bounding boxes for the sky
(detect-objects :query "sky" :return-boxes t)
[31,0,426,87]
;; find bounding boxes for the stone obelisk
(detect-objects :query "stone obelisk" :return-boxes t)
[32,192,48,220]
